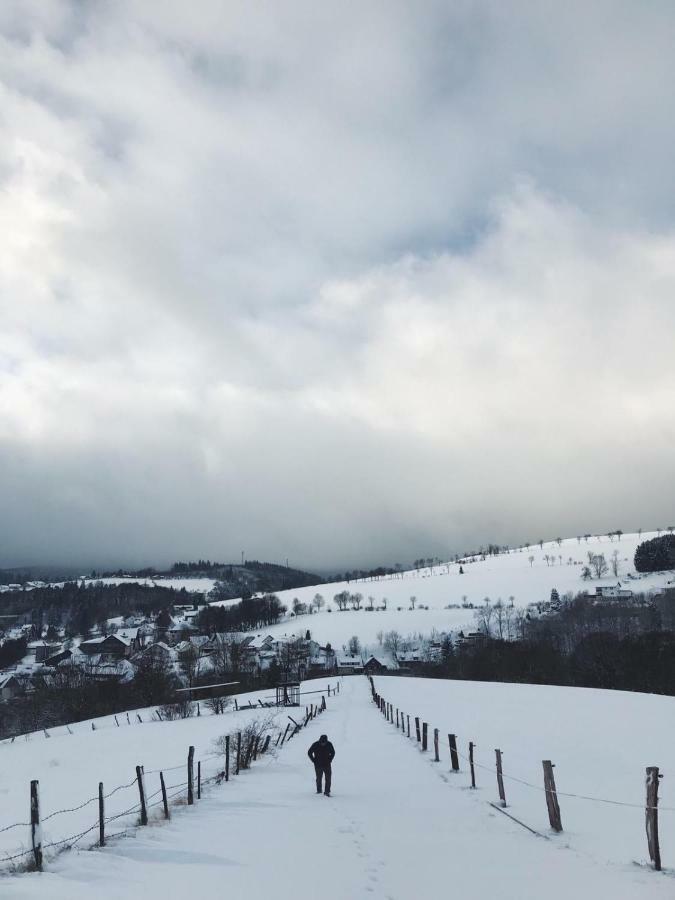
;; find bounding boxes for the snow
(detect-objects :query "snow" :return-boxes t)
[210,531,675,650]
[0,677,338,866]
[3,676,674,898]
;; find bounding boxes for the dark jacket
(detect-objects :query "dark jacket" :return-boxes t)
[308,739,335,767]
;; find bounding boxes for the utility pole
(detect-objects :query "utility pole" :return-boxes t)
[241,550,244,566]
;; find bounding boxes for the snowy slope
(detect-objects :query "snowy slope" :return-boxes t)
[211,531,674,649]
[373,675,675,874]
[0,677,338,866]
[4,676,674,899]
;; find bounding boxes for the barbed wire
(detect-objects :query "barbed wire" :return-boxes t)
[374,692,675,813]
[0,688,332,867]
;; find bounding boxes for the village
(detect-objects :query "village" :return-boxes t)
[0,595,451,707]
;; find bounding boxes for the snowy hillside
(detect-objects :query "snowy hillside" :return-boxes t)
[211,531,674,649]
[0,676,338,865]
[3,676,674,898]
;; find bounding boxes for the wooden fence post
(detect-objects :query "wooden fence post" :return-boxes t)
[225,735,230,781]
[407,715,411,738]
[99,782,105,847]
[469,741,476,788]
[422,723,428,751]
[646,766,662,871]
[434,728,439,762]
[328,685,331,696]
[542,761,563,832]
[280,724,290,747]
[160,771,170,819]
[197,760,201,799]
[495,749,506,807]
[262,735,271,753]
[136,765,148,824]
[415,717,421,742]
[396,709,400,728]
[234,698,238,711]
[236,732,242,774]
[187,746,195,805]
[321,695,326,711]
[449,734,459,772]
[30,779,42,872]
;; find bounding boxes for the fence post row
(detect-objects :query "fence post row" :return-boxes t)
[422,722,428,752]
[495,749,506,808]
[98,782,105,847]
[542,760,562,833]
[160,771,170,819]
[646,766,662,871]
[415,717,421,743]
[433,728,439,762]
[187,746,195,805]
[449,734,459,772]
[136,765,148,825]
[30,779,42,872]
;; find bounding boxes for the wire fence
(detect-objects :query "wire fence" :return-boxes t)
[369,676,671,872]
[0,681,340,873]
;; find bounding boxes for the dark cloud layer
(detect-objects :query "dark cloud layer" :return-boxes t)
[1,2,675,570]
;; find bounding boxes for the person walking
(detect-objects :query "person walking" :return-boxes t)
[308,734,335,796]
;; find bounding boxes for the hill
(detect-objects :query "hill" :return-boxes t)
[2,676,673,898]
[210,531,674,651]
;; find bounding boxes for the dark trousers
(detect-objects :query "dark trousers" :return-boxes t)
[314,763,332,794]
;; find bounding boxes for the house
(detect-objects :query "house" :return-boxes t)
[28,641,62,663]
[0,674,22,700]
[363,655,390,674]
[337,655,363,675]
[79,634,131,659]
[308,644,337,674]
[588,585,634,600]
[44,648,73,667]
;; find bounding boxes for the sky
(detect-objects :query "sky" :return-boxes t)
[1,1,675,573]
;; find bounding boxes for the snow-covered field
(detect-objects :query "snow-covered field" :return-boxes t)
[211,531,674,649]
[3,676,673,899]
[0,677,338,867]
[373,675,675,873]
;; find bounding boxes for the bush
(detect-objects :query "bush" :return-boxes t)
[634,535,675,572]
[157,700,196,720]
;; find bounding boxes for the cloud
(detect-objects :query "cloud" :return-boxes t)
[1,2,674,570]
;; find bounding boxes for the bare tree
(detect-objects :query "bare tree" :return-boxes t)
[313,593,325,612]
[383,630,402,654]
[410,596,417,610]
[178,642,202,686]
[493,599,506,639]
[334,591,350,611]
[590,553,609,579]
[350,592,363,611]
[347,635,361,656]
[474,599,494,637]
[610,549,620,577]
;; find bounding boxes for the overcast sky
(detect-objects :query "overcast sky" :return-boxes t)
[1,2,675,573]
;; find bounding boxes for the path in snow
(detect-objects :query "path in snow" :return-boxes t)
[6,678,672,900]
